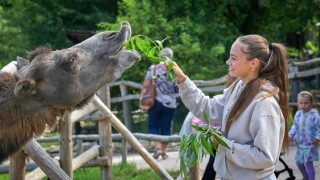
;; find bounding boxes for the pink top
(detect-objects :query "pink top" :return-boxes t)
[191,116,221,132]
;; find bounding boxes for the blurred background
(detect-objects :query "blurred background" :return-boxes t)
[1,0,319,134]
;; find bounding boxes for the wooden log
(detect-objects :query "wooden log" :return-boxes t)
[23,139,71,180]
[292,57,320,67]
[120,84,133,131]
[93,95,173,180]
[110,94,140,103]
[9,149,26,180]
[60,112,73,178]
[96,86,113,180]
[72,145,100,170]
[120,84,131,163]
[133,133,180,142]
[35,133,181,144]
[108,80,142,89]
[0,157,108,174]
[71,102,97,123]
[289,67,320,79]
[25,163,52,180]
[0,163,37,174]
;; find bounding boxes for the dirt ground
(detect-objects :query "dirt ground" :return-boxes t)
[113,145,320,180]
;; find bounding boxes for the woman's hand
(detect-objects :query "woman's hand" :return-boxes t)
[211,131,220,148]
[165,60,187,84]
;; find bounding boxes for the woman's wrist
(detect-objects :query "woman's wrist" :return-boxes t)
[176,74,187,84]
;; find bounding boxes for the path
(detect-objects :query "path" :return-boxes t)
[113,145,320,179]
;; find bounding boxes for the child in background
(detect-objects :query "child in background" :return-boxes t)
[289,91,320,180]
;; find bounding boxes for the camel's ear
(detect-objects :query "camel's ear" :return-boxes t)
[14,79,37,96]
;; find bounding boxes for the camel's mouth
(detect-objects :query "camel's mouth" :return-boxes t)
[113,23,131,56]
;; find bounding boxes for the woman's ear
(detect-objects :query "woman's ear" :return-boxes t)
[251,58,261,69]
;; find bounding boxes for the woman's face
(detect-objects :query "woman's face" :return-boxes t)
[226,40,254,84]
[297,95,313,112]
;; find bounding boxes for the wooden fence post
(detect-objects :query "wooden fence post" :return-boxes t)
[97,86,113,180]
[93,95,173,180]
[9,149,26,180]
[289,64,300,102]
[120,84,131,163]
[60,112,73,178]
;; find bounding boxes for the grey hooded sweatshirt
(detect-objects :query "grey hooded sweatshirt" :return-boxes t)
[177,78,285,180]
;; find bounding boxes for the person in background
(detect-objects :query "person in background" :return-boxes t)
[288,91,320,180]
[179,111,219,179]
[167,34,290,179]
[145,47,177,159]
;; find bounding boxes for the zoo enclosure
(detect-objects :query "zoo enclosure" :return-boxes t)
[2,57,320,180]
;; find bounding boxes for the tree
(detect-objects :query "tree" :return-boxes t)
[0,0,118,67]
[98,0,320,82]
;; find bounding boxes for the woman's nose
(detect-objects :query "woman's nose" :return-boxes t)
[226,59,230,65]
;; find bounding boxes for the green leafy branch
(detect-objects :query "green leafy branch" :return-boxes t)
[179,112,229,179]
[125,35,175,81]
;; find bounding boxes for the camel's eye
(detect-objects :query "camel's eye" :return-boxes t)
[62,55,80,75]
[103,32,117,40]
[66,58,75,65]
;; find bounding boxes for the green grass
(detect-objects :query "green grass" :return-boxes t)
[0,163,180,180]
[73,163,180,180]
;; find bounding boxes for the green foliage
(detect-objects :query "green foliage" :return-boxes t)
[0,0,118,68]
[179,112,229,178]
[287,47,301,58]
[305,41,318,52]
[97,0,320,82]
[124,35,175,80]
[97,0,232,82]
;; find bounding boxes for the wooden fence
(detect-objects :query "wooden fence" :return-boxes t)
[1,57,320,180]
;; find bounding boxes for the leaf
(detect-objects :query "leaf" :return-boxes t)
[186,151,197,167]
[147,47,157,58]
[201,135,214,157]
[155,40,163,50]
[190,124,203,132]
[179,157,188,179]
[203,111,209,124]
[212,133,230,149]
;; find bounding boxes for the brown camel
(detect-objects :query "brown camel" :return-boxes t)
[0,21,140,163]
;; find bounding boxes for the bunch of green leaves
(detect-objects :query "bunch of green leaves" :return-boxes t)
[124,35,175,81]
[179,112,229,178]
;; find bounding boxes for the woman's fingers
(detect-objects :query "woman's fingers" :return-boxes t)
[166,60,187,83]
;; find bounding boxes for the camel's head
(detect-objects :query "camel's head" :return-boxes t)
[13,21,140,111]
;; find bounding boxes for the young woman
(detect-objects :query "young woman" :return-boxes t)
[289,91,320,180]
[168,35,290,179]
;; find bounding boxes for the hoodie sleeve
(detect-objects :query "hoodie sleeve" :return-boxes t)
[177,77,229,123]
